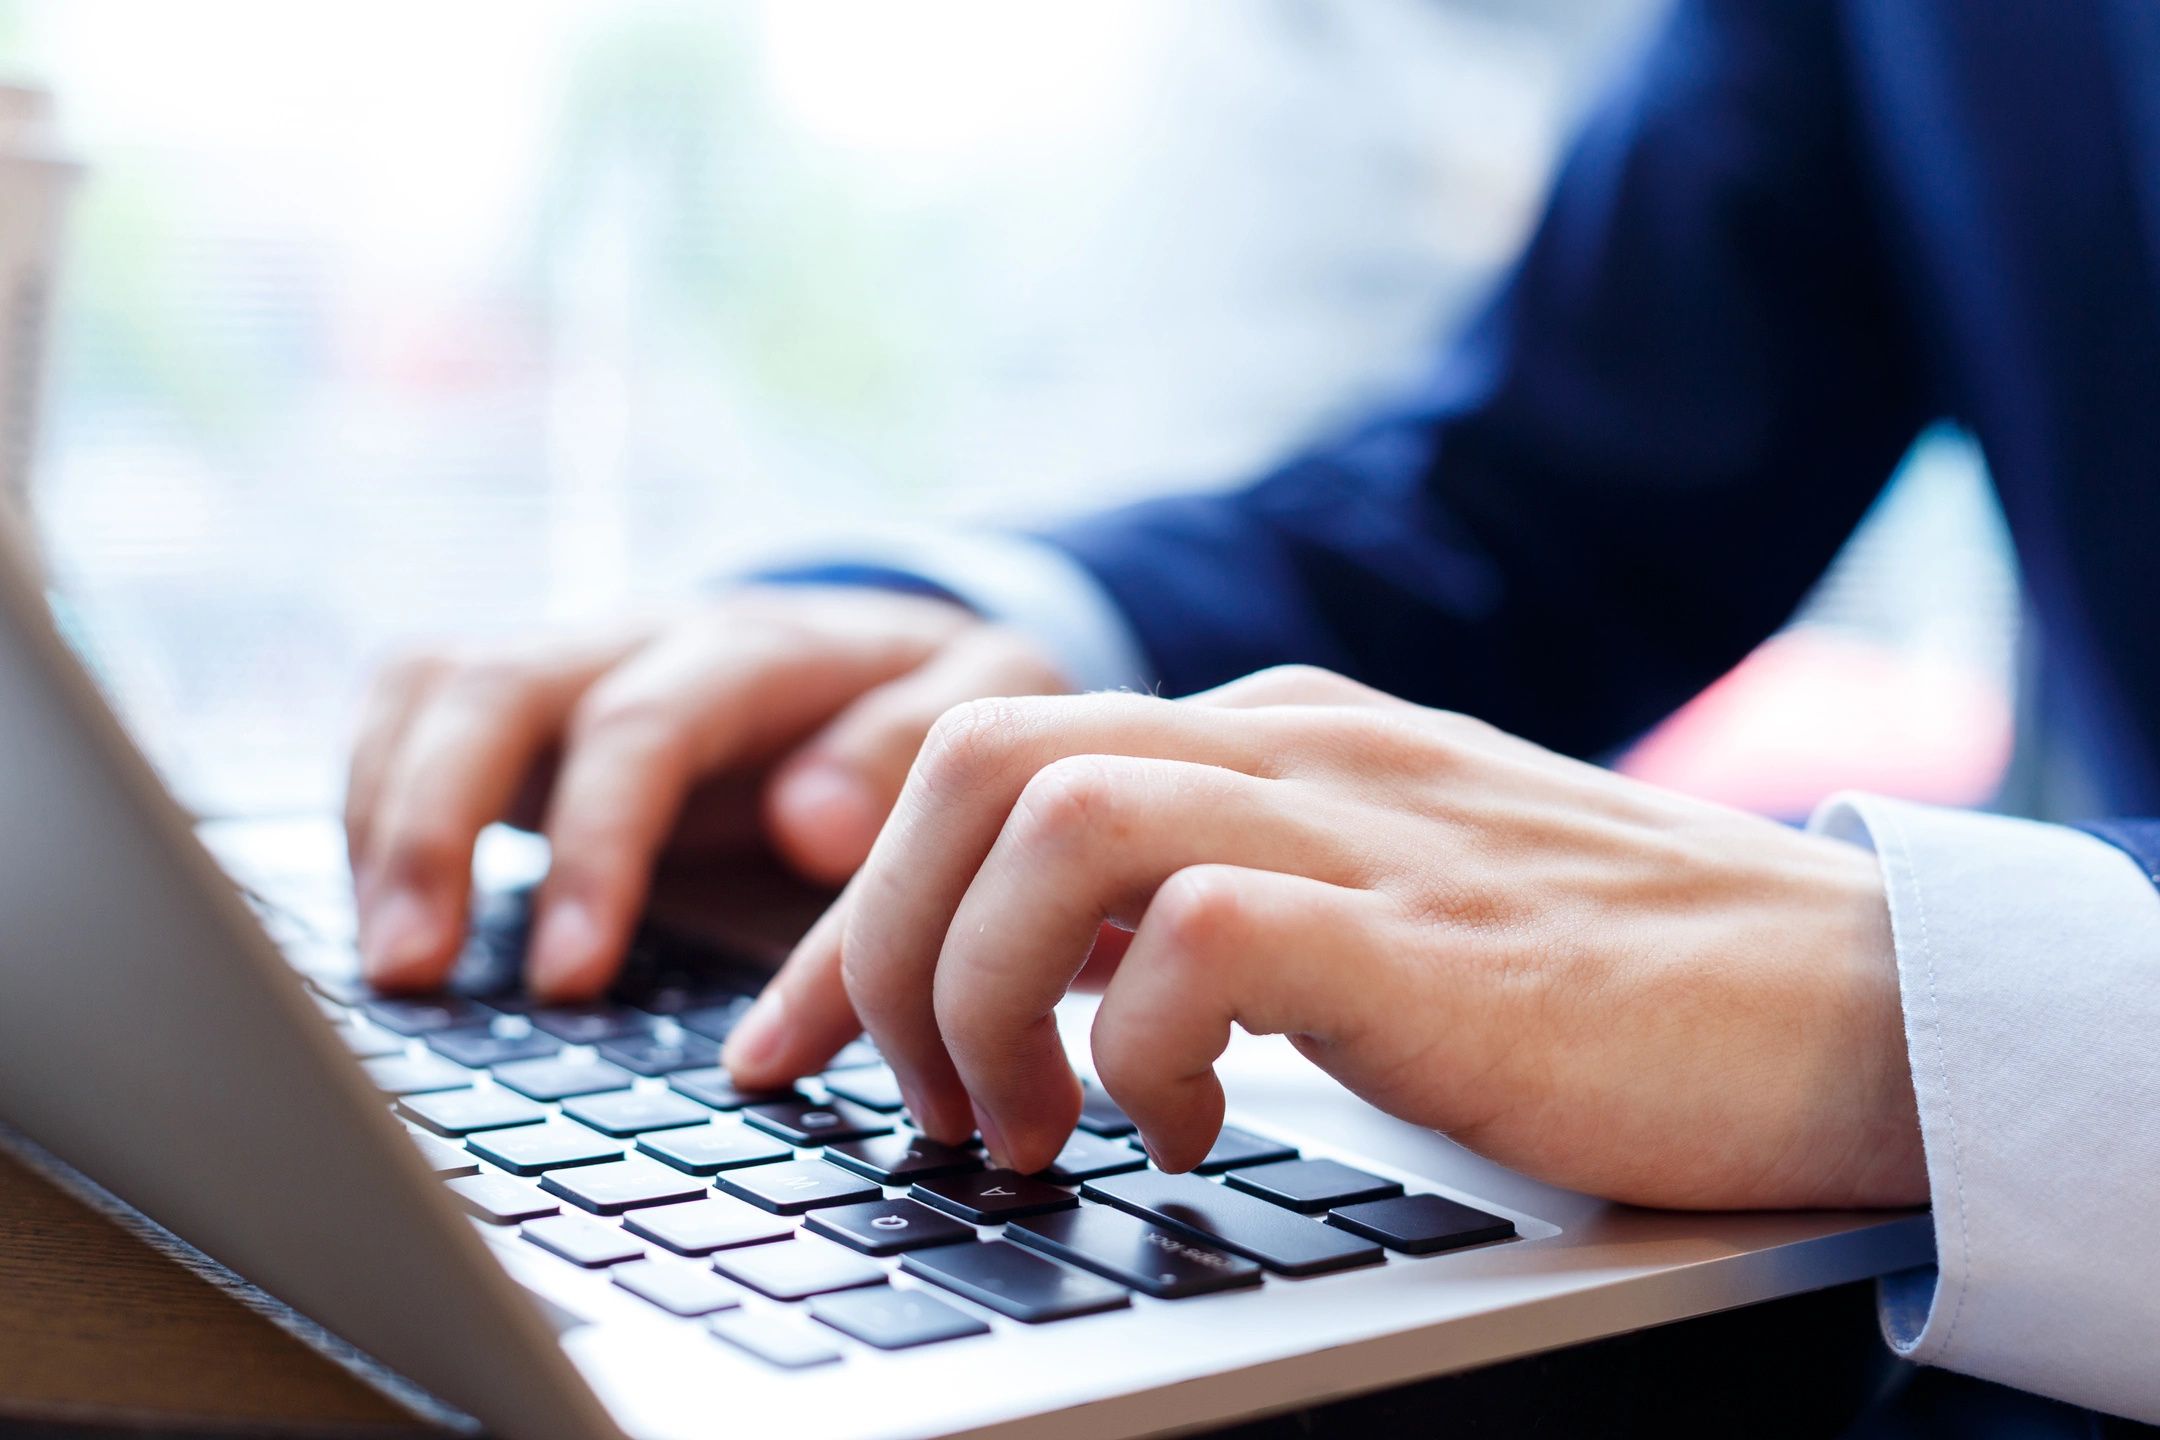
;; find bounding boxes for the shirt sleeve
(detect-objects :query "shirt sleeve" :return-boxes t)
[1809,794,2160,1425]
[748,529,1155,695]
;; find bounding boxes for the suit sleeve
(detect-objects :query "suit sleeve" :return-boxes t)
[1039,0,1929,756]
[1811,798,2160,1425]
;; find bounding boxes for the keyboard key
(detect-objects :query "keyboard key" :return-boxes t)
[467,1121,624,1176]
[624,1197,793,1255]
[522,1213,643,1268]
[309,972,375,1006]
[363,996,495,1035]
[716,1160,882,1215]
[425,1028,562,1068]
[1325,1194,1516,1255]
[743,1098,893,1147]
[561,1088,711,1137]
[524,1004,656,1045]
[1193,1125,1298,1174]
[709,1312,841,1370]
[822,1067,905,1112]
[713,1238,888,1300]
[1082,1171,1383,1277]
[901,1240,1129,1323]
[362,1053,473,1097]
[339,1026,405,1060]
[1041,1131,1148,1184]
[637,1122,793,1176]
[398,1087,548,1137]
[1007,1206,1263,1299]
[811,1287,989,1351]
[446,1172,558,1225]
[822,1133,983,1186]
[1223,1158,1403,1214]
[541,1157,709,1214]
[674,997,755,1042]
[412,1131,481,1177]
[612,1259,743,1317]
[910,1170,1078,1224]
[492,1055,636,1102]
[597,1032,721,1077]
[669,1067,801,1112]
[805,1199,978,1257]
[1076,1086,1136,1137]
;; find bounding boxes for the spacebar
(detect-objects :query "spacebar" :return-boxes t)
[1080,1171,1383,1277]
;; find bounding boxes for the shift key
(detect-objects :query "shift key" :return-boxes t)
[1081,1171,1382,1277]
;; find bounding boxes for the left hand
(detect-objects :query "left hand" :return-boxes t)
[724,665,1927,1210]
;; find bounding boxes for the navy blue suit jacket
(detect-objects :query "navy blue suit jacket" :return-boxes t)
[1040,0,2160,812]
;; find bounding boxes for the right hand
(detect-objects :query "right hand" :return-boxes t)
[345,586,1070,1001]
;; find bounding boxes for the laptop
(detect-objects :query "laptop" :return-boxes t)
[0,511,1932,1440]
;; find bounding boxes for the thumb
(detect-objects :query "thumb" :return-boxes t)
[763,626,1069,885]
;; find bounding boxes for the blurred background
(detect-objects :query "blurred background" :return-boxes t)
[0,0,2019,820]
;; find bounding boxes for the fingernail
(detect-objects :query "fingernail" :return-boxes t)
[528,899,605,1000]
[973,1104,1013,1169]
[723,992,787,1076]
[362,886,444,987]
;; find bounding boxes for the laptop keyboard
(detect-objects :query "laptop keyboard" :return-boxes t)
[266,888,1521,1370]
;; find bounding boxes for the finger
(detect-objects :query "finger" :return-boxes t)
[765,627,1067,886]
[722,890,873,1091]
[1091,865,1381,1171]
[525,624,942,1000]
[1184,663,1416,713]
[358,652,621,989]
[839,693,1283,1141]
[344,653,446,904]
[933,756,1364,1171]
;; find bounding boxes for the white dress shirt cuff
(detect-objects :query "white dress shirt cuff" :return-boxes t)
[1808,794,2160,1424]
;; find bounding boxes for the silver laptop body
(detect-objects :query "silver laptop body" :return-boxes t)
[0,512,1932,1440]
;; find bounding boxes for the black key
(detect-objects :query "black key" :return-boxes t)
[363,995,495,1035]
[425,1028,562,1068]
[637,1122,793,1176]
[412,1131,481,1176]
[1224,1158,1403,1214]
[1007,1206,1263,1299]
[1076,1086,1136,1137]
[623,1197,792,1255]
[1082,1170,1383,1277]
[743,1098,893,1147]
[910,1170,1077,1224]
[822,1133,983,1186]
[669,1067,801,1112]
[525,1004,656,1045]
[561,1088,711,1137]
[1041,1132,1147,1184]
[612,1259,742,1317]
[1326,1194,1516,1255]
[823,1036,882,1071]
[901,1240,1129,1323]
[541,1157,709,1214]
[398,1087,548,1137]
[716,1160,883,1215]
[674,997,754,1043]
[1193,1125,1298,1175]
[811,1287,989,1350]
[492,1055,636,1102]
[709,1313,840,1370]
[522,1213,643,1268]
[467,1121,624,1176]
[597,1031,721,1077]
[339,1026,405,1060]
[446,1172,558,1225]
[822,1067,905,1112]
[805,1199,977,1257]
[713,1238,887,1300]
[362,1053,473,1097]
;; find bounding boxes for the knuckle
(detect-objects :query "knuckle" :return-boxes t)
[376,816,469,884]
[1147,865,1249,959]
[915,695,1034,788]
[1233,663,1367,705]
[1009,755,1129,850]
[566,682,684,756]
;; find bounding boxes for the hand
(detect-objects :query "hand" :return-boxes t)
[345,587,1069,1000]
[725,665,1927,1210]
